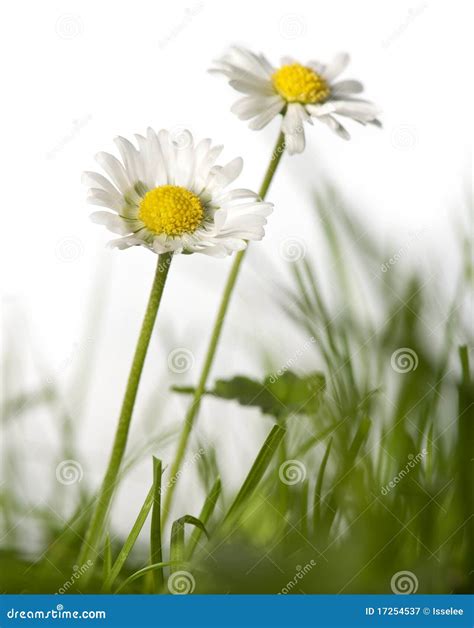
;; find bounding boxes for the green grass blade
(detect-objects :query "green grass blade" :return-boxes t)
[324,417,371,536]
[459,345,470,384]
[425,422,434,483]
[102,533,112,583]
[187,477,222,559]
[114,561,177,593]
[102,484,153,592]
[223,424,286,527]
[457,344,474,589]
[150,457,164,592]
[313,438,333,532]
[170,515,208,572]
[295,422,339,458]
[348,415,372,461]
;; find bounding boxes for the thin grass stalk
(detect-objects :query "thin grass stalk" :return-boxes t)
[79,253,173,566]
[162,131,286,523]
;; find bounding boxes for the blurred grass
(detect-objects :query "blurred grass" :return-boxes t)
[1,186,472,594]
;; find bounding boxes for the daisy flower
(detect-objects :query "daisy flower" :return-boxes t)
[85,128,273,257]
[211,47,381,154]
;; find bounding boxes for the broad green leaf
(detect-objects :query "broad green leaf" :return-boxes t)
[173,370,325,419]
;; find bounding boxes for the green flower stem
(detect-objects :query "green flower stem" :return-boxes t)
[163,131,286,523]
[78,252,173,566]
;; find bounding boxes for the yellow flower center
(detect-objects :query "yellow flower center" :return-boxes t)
[272,63,330,104]
[138,185,204,236]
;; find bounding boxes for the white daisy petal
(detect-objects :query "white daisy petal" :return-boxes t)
[317,114,351,140]
[307,60,326,75]
[82,172,120,198]
[87,188,122,211]
[83,176,122,210]
[223,47,274,80]
[282,104,309,154]
[109,235,144,250]
[207,157,243,192]
[174,135,196,189]
[213,189,260,204]
[192,244,229,257]
[332,100,381,120]
[114,137,142,183]
[195,144,224,188]
[90,211,133,235]
[158,129,176,184]
[95,152,131,193]
[248,98,285,130]
[331,79,364,95]
[146,127,168,186]
[308,100,380,123]
[280,56,297,65]
[229,78,275,96]
[322,52,350,81]
[231,95,283,120]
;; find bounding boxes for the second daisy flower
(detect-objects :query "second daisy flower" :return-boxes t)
[211,47,381,154]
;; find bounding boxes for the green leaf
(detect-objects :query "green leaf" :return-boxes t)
[173,370,325,419]
[170,515,208,573]
[223,424,286,527]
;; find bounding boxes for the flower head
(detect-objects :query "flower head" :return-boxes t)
[211,48,381,154]
[85,128,273,256]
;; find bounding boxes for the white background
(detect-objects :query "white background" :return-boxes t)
[1,0,472,537]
